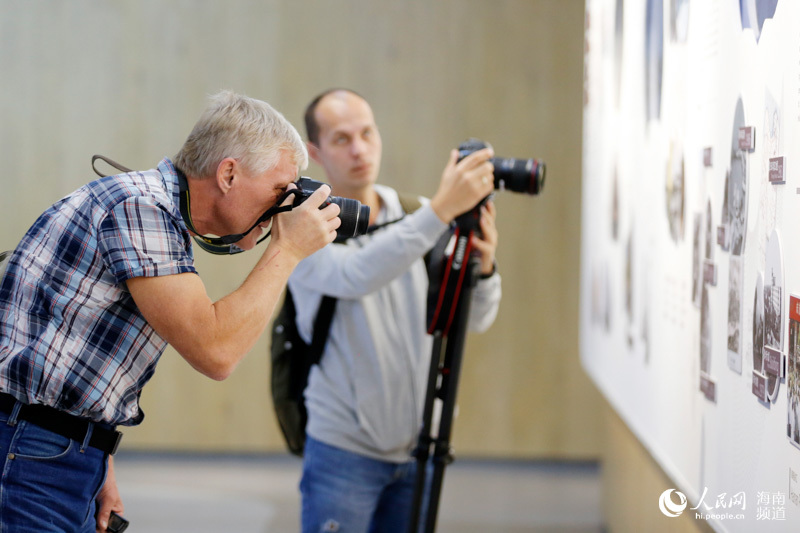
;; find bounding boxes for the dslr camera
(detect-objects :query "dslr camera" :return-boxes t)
[457,138,545,195]
[292,177,370,240]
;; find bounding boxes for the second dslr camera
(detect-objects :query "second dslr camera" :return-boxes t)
[457,138,545,195]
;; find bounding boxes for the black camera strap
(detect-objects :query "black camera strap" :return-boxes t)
[174,168,298,255]
[91,154,296,255]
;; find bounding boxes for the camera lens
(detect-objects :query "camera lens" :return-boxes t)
[457,139,545,196]
[331,197,370,239]
[492,157,546,195]
[294,177,371,240]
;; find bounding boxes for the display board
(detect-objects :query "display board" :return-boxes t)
[581,0,800,530]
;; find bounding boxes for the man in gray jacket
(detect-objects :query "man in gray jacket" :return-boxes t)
[291,88,502,532]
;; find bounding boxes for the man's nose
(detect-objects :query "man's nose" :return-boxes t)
[350,137,366,157]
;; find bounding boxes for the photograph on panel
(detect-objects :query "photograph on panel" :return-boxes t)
[701,286,712,375]
[666,141,685,243]
[728,99,748,257]
[787,295,800,448]
[762,89,782,171]
[764,229,784,400]
[613,0,624,109]
[645,0,664,121]
[705,200,714,263]
[764,229,783,351]
[719,172,731,252]
[753,272,765,376]
[692,213,703,308]
[728,255,743,374]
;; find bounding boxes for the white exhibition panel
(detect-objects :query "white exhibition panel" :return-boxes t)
[581,1,799,530]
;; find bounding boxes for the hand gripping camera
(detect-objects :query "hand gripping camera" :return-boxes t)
[427,139,546,334]
[292,177,370,241]
[457,138,545,195]
[411,140,546,532]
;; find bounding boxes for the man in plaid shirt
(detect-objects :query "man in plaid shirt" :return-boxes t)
[0,91,340,531]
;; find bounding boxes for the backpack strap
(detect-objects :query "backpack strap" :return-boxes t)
[364,192,424,234]
[308,294,337,365]
[397,193,423,215]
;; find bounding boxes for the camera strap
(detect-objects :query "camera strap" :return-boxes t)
[91,154,296,255]
[427,210,479,336]
[174,168,298,255]
[91,154,133,176]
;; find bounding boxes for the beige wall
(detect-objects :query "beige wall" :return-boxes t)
[0,1,600,458]
[602,404,715,533]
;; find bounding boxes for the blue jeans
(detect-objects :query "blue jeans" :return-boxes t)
[301,436,430,533]
[0,403,108,532]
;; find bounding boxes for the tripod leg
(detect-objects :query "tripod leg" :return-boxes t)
[420,260,479,533]
[408,332,445,533]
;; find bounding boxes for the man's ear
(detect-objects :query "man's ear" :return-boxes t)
[216,157,237,194]
[307,142,322,165]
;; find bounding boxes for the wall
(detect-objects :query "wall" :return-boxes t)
[602,402,715,533]
[0,1,597,459]
[582,0,800,530]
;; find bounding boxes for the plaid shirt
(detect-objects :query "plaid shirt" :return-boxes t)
[0,158,196,425]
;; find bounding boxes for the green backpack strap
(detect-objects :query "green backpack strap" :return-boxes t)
[362,192,423,234]
[397,193,423,215]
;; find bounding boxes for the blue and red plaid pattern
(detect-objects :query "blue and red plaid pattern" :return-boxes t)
[0,158,196,425]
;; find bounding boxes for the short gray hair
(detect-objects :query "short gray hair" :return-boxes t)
[174,90,308,178]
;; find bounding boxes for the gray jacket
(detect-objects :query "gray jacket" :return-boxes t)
[288,184,501,462]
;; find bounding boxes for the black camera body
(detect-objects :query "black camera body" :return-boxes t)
[106,511,129,532]
[457,138,545,195]
[293,177,370,240]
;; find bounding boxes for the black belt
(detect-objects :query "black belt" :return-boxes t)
[0,392,122,455]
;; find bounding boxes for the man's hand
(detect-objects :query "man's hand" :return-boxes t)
[269,184,341,263]
[471,200,498,275]
[430,148,495,223]
[95,456,124,533]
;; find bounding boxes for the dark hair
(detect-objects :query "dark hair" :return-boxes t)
[304,88,366,146]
